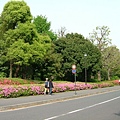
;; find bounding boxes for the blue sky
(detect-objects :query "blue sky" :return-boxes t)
[0,0,120,49]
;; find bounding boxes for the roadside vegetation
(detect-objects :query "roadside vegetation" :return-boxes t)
[0,1,120,98]
[0,78,119,98]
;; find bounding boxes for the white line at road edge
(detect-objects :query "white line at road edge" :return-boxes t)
[44,96,120,120]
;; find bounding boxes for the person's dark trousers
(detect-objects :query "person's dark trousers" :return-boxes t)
[49,88,52,95]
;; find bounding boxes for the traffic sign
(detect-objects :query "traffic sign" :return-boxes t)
[72,69,76,74]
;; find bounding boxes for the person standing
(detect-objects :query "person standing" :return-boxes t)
[44,78,49,95]
[49,79,54,95]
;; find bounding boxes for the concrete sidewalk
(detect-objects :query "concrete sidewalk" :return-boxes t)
[0,86,120,111]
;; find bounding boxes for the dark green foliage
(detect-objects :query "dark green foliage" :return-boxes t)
[52,33,101,81]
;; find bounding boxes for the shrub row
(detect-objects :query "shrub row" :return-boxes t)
[0,80,119,98]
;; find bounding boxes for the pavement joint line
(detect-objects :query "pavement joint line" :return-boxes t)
[0,87,120,111]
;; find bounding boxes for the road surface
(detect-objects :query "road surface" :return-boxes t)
[0,90,120,120]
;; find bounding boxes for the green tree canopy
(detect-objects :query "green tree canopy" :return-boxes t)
[4,22,51,78]
[52,33,101,81]
[102,46,120,80]
[0,0,32,33]
[0,0,33,77]
[33,15,57,41]
[0,1,52,78]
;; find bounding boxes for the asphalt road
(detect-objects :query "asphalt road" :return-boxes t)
[0,89,120,120]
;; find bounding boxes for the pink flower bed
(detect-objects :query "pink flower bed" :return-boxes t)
[0,85,44,98]
[0,81,116,98]
[52,83,93,92]
[113,80,120,85]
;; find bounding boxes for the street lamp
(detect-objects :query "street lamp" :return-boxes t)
[84,54,87,85]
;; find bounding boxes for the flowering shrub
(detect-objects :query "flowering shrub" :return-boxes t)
[0,79,20,85]
[0,85,44,98]
[112,80,120,85]
[0,80,117,98]
[0,78,35,85]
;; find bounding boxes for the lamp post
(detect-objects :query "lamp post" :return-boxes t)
[84,54,87,85]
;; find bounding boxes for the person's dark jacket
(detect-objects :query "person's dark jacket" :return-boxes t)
[49,80,54,88]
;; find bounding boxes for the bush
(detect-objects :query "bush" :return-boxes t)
[0,72,6,78]
[111,76,119,80]
[0,81,117,98]
[0,78,37,85]
[89,78,100,83]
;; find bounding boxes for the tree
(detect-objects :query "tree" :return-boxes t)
[0,0,32,32]
[89,26,111,51]
[0,0,33,78]
[89,26,111,80]
[4,22,51,78]
[40,44,63,80]
[33,15,57,41]
[102,46,120,80]
[57,27,67,38]
[0,1,52,78]
[33,15,50,33]
[53,33,101,81]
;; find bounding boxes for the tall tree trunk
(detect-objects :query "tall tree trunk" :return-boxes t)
[22,65,27,79]
[14,65,20,78]
[107,68,110,80]
[98,71,101,81]
[9,60,13,78]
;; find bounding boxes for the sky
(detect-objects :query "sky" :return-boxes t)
[0,0,120,49]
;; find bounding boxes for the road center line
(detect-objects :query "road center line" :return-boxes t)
[44,96,120,120]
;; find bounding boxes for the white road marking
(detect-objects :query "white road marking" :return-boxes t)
[44,96,120,120]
